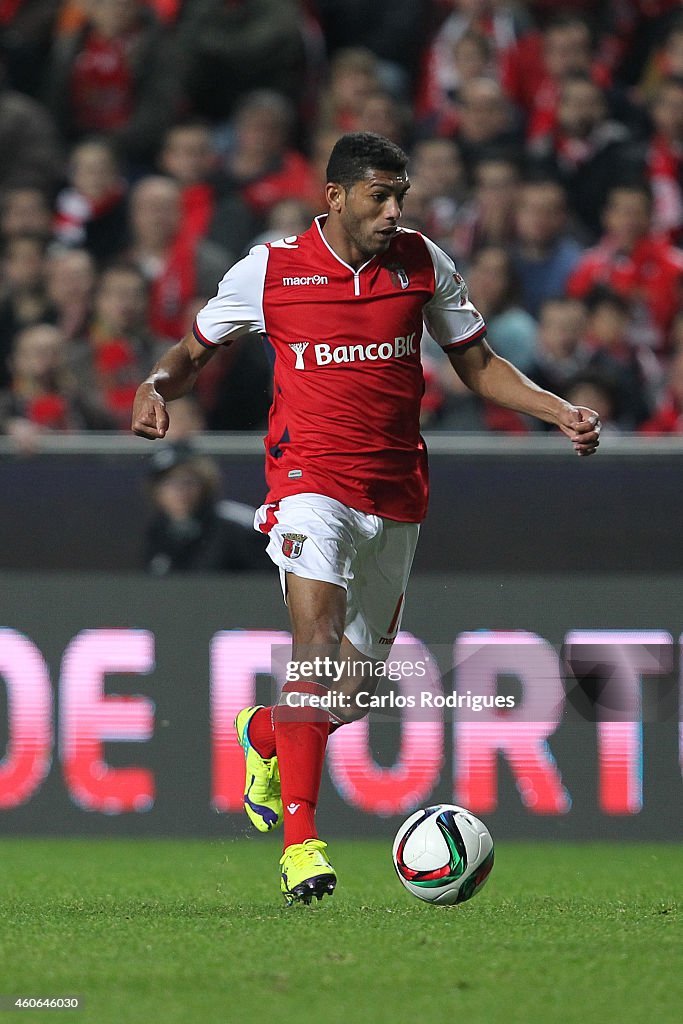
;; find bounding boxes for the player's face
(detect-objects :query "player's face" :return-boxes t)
[339,169,410,259]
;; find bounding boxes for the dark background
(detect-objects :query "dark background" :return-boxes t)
[0,444,680,572]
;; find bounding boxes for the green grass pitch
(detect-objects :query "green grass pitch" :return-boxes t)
[0,838,680,1024]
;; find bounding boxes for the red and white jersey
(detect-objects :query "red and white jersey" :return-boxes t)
[194,215,486,522]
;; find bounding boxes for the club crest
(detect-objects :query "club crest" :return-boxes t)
[282,532,307,558]
[386,262,410,290]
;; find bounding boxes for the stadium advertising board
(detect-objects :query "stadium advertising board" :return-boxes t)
[0,573,681,839]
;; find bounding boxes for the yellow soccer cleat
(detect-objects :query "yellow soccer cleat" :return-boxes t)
[280,839,337,905]
[234,706,282,832]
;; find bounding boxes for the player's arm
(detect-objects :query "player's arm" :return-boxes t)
[131,333,216,440]
[448,339,601,455]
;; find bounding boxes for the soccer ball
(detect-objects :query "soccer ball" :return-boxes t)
[392,804,494,905]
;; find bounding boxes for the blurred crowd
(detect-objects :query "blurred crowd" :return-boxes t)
[1,0,683,445]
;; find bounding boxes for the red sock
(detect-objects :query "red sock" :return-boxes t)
[249,706,345,759]
[248,707,276,758]
[274,681,329,849]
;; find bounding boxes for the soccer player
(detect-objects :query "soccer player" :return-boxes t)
[131,132,600,905]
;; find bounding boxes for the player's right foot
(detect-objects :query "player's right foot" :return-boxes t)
[280,839,337,905]
[234,706,282,832]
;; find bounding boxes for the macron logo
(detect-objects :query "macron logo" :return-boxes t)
[282,275,329,286]
[287,803,300,814]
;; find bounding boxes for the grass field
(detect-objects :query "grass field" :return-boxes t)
[0,838,680,1024]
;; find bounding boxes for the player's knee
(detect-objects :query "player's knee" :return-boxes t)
[291,619,344,651]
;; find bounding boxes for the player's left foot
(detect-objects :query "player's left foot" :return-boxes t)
[280,839,337,906]
[234,706,282,832]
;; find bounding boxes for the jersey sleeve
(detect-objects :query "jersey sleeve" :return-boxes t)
[193,244,269,347]
[421,235,487,352]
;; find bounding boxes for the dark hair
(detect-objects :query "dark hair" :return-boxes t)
[326,132,408,191]
[606,178,654,210]
[585,285,630,316]
[470,244,522,312]
[97,260,149,292]
[1,231,49,257]
[564,370,620,419]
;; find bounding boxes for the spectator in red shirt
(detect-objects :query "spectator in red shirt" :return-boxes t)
[503,13,611,140]
[127,175,229,343]
[45,0,183,168]
[0,322,81,447]
[643,76,683,243]
[221,91,318,225]
[415,28,497,138]
[63,263,162,429]
[417,0,531,127]
[567,181,683,355]
[158,120,218,245]
[529,74,633,241]
[158,120,255,257]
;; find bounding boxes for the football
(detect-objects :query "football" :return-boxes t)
[392,804,494,905]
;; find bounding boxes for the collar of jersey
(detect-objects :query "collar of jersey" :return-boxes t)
[314,214,379,277]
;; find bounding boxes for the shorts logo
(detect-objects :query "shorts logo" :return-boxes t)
[282,533,306,558]
[386,262,410,289]
[288,342,309,369]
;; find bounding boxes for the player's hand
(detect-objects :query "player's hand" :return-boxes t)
[131,381,169,439]
[556,405,601,456]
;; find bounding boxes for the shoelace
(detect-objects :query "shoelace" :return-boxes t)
[249,755,278,797]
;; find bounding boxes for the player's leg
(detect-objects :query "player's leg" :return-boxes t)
[276,572,345,847]
[236,494,356,837]
[329,518,420,722]
[276,572,345,903]
[239,494,360,902]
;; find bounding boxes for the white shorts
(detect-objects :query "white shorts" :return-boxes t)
[254,493,420,660]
